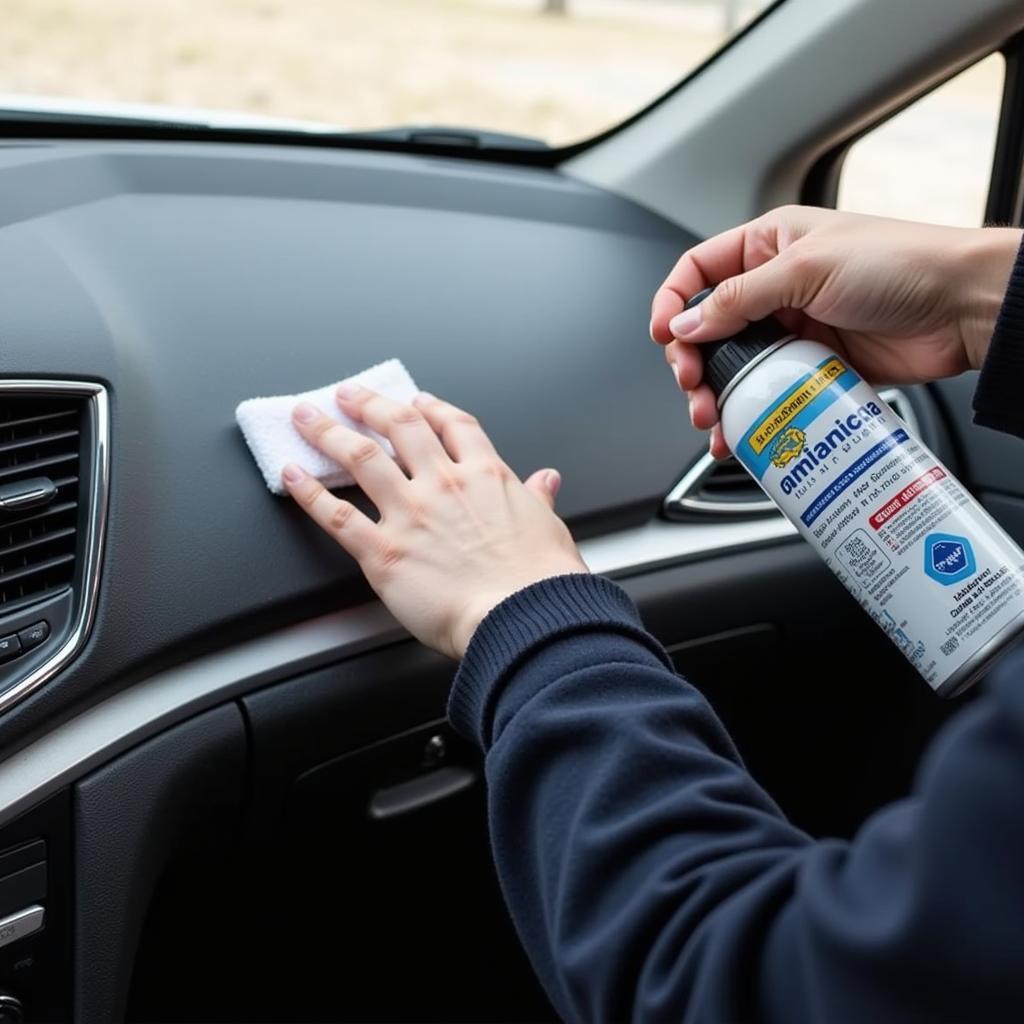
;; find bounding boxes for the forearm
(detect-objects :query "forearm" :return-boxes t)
[451,575,1024,1023]
[480,633,809,1023]
[450,575,810,1022]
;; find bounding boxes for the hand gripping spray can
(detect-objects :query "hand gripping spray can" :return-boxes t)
[686,287,1024,697]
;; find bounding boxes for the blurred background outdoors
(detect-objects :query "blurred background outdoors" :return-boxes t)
[0,0,1004,227]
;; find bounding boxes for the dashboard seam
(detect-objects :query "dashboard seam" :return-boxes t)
[0,514,797,826]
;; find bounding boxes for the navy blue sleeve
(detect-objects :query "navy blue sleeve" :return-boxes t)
[448,574,1024,1023]
[974,231,1024,437]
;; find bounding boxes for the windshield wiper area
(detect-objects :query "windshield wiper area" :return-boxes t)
[0,97,550,153]
[342,125,549,152]
[0,98,555,164]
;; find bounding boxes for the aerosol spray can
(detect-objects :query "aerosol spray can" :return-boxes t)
[687,287,1024,696]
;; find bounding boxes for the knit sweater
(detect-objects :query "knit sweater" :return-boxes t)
[448,238,1024,1023]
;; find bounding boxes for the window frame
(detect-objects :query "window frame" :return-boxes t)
[985,32,1024,223]
[803,33,1024,226]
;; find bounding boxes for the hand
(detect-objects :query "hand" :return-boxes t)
[650,206,1022,457]
[281,385,588,659]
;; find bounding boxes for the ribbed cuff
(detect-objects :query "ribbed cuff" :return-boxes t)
[974,232,1024,438]
[447,573,664,750]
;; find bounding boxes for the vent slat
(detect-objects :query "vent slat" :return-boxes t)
[0,451,77,482]
[0,501,78,533]
[0,428,79,458]
[0,527,76,560]
[0,585,72,618]
[0,395,84,608]
[0,408,77,433]
[697,458,763,502]
[0,552,75,587]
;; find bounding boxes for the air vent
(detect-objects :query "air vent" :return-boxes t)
[0,396,83,611]
[0,380,108,718]
[664,387,919,519]
[664,452,776,518]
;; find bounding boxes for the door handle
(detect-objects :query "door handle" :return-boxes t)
[368,766,476,821]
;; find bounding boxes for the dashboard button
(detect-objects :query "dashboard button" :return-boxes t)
[0,637,20,664]
[0,905,44,951]
[16,623,47,652]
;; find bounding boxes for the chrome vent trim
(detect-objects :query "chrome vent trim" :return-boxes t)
[664,387,919,519]
[879,387,921,437]
[0,381,109,717]
[664,452,777,517]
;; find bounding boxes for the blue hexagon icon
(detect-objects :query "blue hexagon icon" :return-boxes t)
[924,533,976,586]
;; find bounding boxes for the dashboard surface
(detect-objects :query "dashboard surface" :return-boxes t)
[0,139,699,749]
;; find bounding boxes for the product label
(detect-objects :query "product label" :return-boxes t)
[745,356,848,455]
[734,355,1024,690]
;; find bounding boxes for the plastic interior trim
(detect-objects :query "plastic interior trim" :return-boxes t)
[0,513,796,827]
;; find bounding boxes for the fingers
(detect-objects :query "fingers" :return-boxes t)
[412,392,499,462]
[651,205,823,345]
[523,468,561,510]
[688,383,719,430]
[664,343,725,452]
[335,383,447,473]
[664,338,703,391]
[651,221,766,344]
[292,401,408,506]
[281,464,379,557]
[666,255,805,345]
[709,424,730,459]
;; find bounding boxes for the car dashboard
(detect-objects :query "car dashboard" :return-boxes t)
[0,137,999,1022]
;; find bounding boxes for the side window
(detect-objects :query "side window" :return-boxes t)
[837,53,1005,227]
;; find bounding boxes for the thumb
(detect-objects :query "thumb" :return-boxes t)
[669,255,804,343]
[524,468,561,509]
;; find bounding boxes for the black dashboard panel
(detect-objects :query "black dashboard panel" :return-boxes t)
[0,140,697,746]
[0,138,988,1023]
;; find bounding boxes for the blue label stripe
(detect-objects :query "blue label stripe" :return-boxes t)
[738,358,860,480]
[800,429,910,527]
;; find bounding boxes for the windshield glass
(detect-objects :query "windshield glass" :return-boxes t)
[1,0,776,146]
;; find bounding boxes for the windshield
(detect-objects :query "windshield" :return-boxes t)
[1,0,776,146]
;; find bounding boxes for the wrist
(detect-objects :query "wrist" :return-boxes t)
[959,227,1023,370]
[452,562,590,658]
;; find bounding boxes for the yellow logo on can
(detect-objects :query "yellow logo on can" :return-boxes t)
[746,357,846,456]
[769,426,806,467]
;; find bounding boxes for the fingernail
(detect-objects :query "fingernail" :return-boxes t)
[648,317,656,342]
[671,359,684,389]
[336,382,363,400]
[414,391,436,405]
[687,394,695,422]
[282,463,304,485]
[546,469,562,496]
[669,306,702,337]
[293,402,319,423]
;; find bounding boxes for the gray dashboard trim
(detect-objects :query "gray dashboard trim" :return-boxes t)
[0,514,796,826]
[0,380,109,718]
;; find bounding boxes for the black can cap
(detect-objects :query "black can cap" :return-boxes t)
[685,287,792,401]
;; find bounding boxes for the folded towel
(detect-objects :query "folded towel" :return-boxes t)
[236,358,419,494]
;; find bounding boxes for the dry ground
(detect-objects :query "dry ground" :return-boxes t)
[0,0,751,144]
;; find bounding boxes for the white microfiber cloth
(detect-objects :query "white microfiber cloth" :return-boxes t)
[236,358,419,495]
